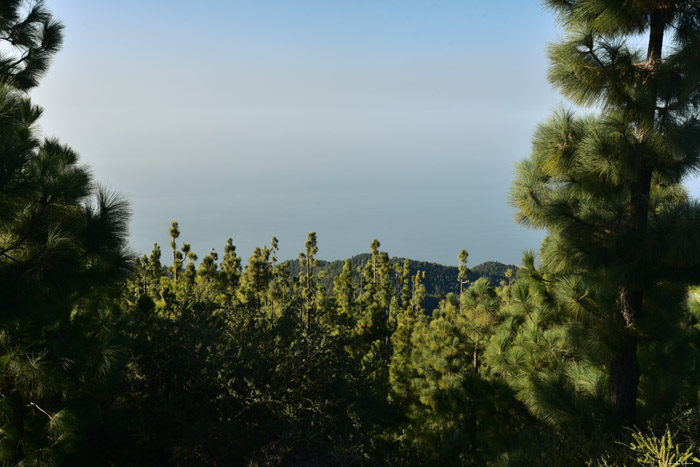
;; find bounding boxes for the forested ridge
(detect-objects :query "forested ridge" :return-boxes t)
[3,1,700,466]
[284,255,518,311]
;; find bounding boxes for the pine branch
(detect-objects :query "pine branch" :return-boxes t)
[29,402,51,419]
[656,72,700,112]
[0,252,21,264]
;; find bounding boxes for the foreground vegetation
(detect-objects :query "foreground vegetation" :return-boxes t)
[2,0,700,465]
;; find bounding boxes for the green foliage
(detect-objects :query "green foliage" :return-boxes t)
[0,4,132,464]
[458,249,470,293]
[388,283,532,465]
[626,429,699,467]
[593,427,700,467]
[510,0,700,427]
[285,253,518,312]
[112,228,406,465]
[0,0,64,91]
[7,1,700,465]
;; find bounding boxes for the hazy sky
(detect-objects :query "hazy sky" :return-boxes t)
[31,1,598,265]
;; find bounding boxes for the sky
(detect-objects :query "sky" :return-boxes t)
[30,1,604,266]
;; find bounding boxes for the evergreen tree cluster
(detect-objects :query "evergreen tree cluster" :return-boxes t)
[284,254,518,312]
[3,1,700,465]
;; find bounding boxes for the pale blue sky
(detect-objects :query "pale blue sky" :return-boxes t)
[30,1,656,266]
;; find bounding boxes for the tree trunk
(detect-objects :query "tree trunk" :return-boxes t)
[611,112,653,425]
[609,9,664,423]
[610,336,641,424]
[612,288,642,423]
[473,335,479,376]
[173,252,178,281]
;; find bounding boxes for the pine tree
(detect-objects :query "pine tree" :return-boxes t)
[131,255,149,296]
[511,0,700,424]
[458,249,470,294]
[220,238,242,302]
[505,268,514,287]
[411,270,428,314]
[352,241,396,380]
[400,259,412,309]
[267,236,291,317]
[299,232,319,330]
[168,221,195,282]
[198,248,219,283]
[483,252,614,460]
[238,246,273,308]
[0,1,63,91]
[461,278,499,376]
[0,3,132,462]
[370,238,380,285]
[400,291,523,464]
[389,260,416,405]
[183,248,198,288]
[333,259,357,333]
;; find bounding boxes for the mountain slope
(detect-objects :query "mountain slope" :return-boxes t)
[284,254,518,311]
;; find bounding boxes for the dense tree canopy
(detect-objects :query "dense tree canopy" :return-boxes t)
[3,1,700,466]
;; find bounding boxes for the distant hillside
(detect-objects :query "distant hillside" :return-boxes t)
[284,254,518,311]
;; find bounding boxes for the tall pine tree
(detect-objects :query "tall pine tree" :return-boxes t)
[511,0,700,423]
[0,2,132,463]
